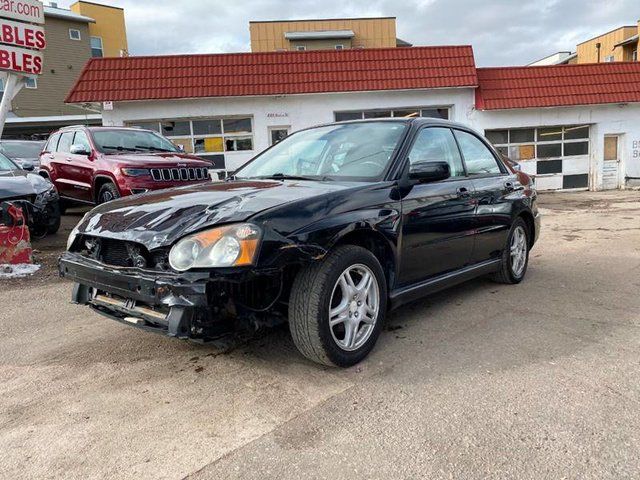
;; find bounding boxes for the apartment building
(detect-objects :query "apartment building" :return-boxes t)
[2,1,128,139]
[249,17,411,52]
[576,23,639,63]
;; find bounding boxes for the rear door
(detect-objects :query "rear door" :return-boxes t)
[55,131,93,202]
[453,128,517,264]
[398,127,476,286]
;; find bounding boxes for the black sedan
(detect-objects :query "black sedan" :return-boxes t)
[60,119,540,367]
[0,153,61,237]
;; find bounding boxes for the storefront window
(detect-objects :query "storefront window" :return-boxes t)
[126,116,255,170]
[335,106,450,122]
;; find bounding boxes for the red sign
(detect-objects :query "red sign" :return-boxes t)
[0,44,42,74]
[0,18,45,49]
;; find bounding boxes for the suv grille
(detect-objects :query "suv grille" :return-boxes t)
[150,167,209,182]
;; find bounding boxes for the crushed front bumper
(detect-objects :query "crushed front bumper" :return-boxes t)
[59,251,216,338]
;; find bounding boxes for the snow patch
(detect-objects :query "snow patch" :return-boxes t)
[0,264,41,278]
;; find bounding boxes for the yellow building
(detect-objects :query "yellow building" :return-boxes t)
[250,17,408,52]
[576,22,639,63]
[70,1,128,58]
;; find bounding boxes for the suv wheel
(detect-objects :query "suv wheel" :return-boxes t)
[98,183,120,204]
[289,245,387,367]
[492,217,530,284]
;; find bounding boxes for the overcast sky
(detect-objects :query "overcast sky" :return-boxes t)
[57,0,638,66]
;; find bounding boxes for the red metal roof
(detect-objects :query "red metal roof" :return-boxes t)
[476,62,640,110]
[66,46,478,103]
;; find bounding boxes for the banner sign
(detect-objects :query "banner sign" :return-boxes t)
[0,18,45,49]
[0,0,45,25]
[0,44,42,74]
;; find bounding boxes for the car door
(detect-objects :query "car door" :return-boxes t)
[453,129,517,264]
[398,127,476,286]
[55,130,93,202]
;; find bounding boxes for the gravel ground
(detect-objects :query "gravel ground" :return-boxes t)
[0,190,639,480]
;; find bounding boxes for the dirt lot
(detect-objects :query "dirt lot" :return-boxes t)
[1,191,639,480]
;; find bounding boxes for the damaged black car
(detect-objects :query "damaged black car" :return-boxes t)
[0,152,60,238]
[60,119,540,367]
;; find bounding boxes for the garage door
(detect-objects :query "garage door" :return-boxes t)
[486,125,590,191]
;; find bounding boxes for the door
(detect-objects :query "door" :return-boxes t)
[454,129,515,263]
[55,130,94,202]
[602,135,621,190]
[399,127,476,286]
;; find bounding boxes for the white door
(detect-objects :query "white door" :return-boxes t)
[602,135,621,190]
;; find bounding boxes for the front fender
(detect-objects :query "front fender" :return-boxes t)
[256,207,400,268]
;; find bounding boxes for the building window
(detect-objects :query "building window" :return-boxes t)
[69,29,81,41]
[25,77,37,89]
[126,117,254,167]
[335,45,344,50]
[296,45,306,51]
[269,127,289,145]
[334,107,450,122]
[485,125,589,162]
[633,50,638,62]
[604,55,615,62]
[90,36,104,58]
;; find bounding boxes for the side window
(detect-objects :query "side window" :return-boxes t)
[45,133,61,153]
[57,132,74,154]
[455,130,502,175]
[408,127,465,177]
[73,131,91,151]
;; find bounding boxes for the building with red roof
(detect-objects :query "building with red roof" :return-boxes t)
[66,46,640,190]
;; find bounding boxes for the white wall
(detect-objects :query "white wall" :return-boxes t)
[101,89,640,189]
[101,88,476,171]
[468,103,640,189]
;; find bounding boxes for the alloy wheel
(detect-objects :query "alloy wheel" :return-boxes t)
[329,264,380,352]
[510,226,528,277]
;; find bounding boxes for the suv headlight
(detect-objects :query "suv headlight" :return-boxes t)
[121,168,150,177]
[169,223,262,271]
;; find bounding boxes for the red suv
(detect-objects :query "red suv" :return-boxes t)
[39,126,212,208]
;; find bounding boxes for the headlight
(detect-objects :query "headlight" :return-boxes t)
[169,223,261,271]
[121,168,150,177]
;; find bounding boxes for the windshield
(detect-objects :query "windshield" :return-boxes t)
[0,153,18,171]
[0,141,45,158]
[236,122,407,181]
[92,129,180,154]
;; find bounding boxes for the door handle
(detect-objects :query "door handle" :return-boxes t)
[456,187,471,198]
[65,157,73,162]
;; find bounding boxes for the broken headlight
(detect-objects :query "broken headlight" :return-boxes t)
[168,223,261,271]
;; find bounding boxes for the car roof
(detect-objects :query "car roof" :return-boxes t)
[331,117,473,130]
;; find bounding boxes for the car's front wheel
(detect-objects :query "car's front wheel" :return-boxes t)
[98,183,120,204]
[289,245,387,367]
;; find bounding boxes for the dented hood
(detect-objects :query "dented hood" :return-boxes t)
[77,179,354,250]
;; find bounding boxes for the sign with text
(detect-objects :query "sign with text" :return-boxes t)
[0,0,44,24]
[0,44,42,74]
[0,18,45,49]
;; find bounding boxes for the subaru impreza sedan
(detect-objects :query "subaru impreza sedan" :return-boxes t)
[60,118,540,367]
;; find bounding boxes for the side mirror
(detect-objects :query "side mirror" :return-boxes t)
[409,161,451,183]
[70,144,91,156]
[20,161,35,171]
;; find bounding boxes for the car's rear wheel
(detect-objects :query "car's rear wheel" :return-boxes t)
[289,245,387,367]
[98,183,120,204]
[492,217,530,284]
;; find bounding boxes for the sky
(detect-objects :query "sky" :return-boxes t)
[56,0,639,66]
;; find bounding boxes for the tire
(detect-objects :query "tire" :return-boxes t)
[289,245,387,367]
[97,182,120,204]
[46,201,61,235]
[492,217,530,284]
